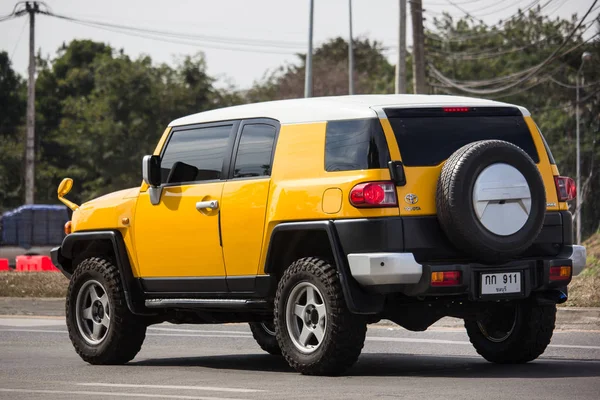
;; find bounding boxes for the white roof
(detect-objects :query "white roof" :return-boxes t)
[169,94,529,127]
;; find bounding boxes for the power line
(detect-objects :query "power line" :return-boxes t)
[9,16,27,61]
[45,16,302,55]
[425,0,591,42]
[44,11,306,50]
[426,18,597,61]
[429,25,599,95]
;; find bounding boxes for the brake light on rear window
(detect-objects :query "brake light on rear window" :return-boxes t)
[554,176,576,201]
[442,107,470,113]
[349,181,397,208]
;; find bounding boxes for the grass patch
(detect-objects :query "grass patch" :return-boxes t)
[0,272,68,297]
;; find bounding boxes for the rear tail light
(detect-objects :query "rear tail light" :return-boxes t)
[554,176,576,201]
[549,266,572,281]
[431,271,462,286]
[349,181,397,208]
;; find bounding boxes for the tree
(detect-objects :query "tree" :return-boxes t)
[247,37,397,101]
[30,40,242,204]
[0,52,26,211]
[427,8,600,237]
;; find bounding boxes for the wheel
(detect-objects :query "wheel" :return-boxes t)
[66,257,146,364]
[249,321,281,355]
[274,257,367,375]
[436,140,546,263]
[464,300,556,363]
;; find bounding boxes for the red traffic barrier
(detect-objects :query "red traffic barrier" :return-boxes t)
[15,255,60,272]
[0,259,9,271]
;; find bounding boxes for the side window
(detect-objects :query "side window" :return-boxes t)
[233,124,277,178]
[160,125,232,184]
[325,118,390,172]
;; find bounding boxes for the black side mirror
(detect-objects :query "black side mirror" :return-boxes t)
[388,160,406,186]
[142,155,161,187]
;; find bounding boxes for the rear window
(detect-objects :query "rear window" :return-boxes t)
[385,107,539,166]
[325,118,390,172]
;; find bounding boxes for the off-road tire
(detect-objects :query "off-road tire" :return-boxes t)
[274,257,367,376]
[436,140,546,263]
[66,257,146,364]
[249,321,281,355]
[464,300,556,363]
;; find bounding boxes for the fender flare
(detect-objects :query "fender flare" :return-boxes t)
[265,221,384,314]
[57,230,151,316]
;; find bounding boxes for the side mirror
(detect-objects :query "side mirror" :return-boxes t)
[57,178,73,197]
[142,155,161,187]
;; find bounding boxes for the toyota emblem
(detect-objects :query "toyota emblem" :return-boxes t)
[405,193,418,204]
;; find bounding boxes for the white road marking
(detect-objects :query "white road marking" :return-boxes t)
[0,328,65,334]
[75,383,264,393]
[149,327,251,335]
[0,388,249,400]
[366,336,600,350]
[0,317,64,327]
[2,328,600,350]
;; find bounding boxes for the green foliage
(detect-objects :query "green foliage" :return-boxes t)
[0,52,26,211]
[0,8,598,240]
[427,8,600,237]
[10,40,242,205]
[247,37,397,101]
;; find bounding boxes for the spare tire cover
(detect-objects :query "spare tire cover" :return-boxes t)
[436,140,546,263]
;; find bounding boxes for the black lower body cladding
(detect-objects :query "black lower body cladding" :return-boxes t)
[334,212,571,264]
[436,140,547,263]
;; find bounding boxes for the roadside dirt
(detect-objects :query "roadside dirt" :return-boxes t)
[0,272,68,298]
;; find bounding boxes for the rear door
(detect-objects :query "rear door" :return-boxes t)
[220,119,279,288]
[379,107,542,216]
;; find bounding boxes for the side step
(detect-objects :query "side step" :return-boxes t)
[145,298,268,310]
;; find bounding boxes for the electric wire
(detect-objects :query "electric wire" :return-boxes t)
[44,11,306,50]
[9,16,27,62]
[425,0,597,42]
[429,29,599,95]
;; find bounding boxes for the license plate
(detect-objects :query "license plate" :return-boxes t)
[481,272,522,295]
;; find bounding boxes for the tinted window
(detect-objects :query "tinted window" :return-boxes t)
[160,125,232,184]
[387,113,539,166]
[233,124,277,178]
[325,118,390,172]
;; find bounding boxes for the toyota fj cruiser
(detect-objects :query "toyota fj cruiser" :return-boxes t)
[52,95,586,375]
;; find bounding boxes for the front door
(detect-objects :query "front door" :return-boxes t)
[134,122,238,292]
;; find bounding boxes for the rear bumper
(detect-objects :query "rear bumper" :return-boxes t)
[570,245,587,276]
[347,250,578,300]
[334,212,573,263]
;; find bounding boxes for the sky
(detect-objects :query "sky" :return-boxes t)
[0,0,596,89]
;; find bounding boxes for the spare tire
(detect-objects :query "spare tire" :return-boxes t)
[436,140,546,263]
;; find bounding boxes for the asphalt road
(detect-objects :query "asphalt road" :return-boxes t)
[0,317,599,400]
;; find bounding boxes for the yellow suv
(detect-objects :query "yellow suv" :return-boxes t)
[52,95,586,375]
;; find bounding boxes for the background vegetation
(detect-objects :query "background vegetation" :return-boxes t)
[0,7,598,238]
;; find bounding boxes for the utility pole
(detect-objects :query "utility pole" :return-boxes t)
[575,52,592,244]
[395,0,407,94]
[348,0,354,95]
[410,0,427,94]
[304,0,314,98]
[25,1,39,205]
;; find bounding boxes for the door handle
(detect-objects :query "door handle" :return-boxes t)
[196,200,219,211]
